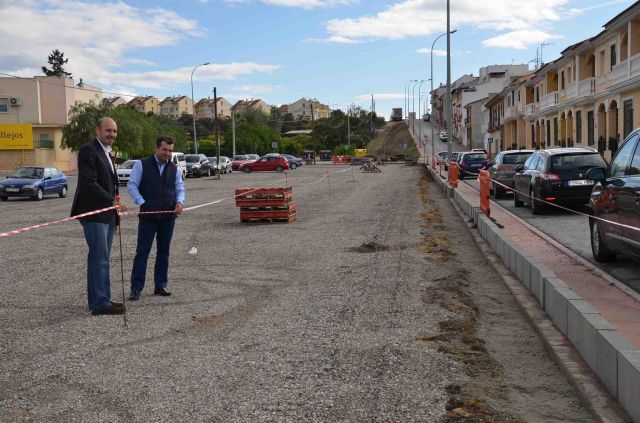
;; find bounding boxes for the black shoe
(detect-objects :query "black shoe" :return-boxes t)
[129,291,141,301]
[91,305,125,316]
[110,301,124,308]
[154,288,172,297]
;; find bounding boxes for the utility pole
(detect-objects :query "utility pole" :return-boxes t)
[232,111,236,157]
[446,0,453,159]
[213,87,221,180]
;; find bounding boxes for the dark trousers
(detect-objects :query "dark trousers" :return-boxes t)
[130,218,176,293]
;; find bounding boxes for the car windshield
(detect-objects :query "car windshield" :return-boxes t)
[438,152,448,158]
[550,153,606,170]
[207,157,217,164]
[503,153,532,164]
[463,153,488,161]
[120,161,136,169]
[233,155,248,160]
[220,156,229,161]
[185,155,200,163]
[450,153,459,160]
[11,167,43,178]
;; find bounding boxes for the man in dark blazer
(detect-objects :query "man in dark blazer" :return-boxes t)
[71,117,128,315]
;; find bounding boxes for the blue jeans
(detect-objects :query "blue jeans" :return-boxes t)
[130,218,176,293]
[81,217,116,312]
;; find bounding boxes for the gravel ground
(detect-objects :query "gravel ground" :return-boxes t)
[0,164,591,422]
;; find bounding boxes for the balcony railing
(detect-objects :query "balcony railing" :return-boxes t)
[578,78,596,96]
[539,91,558,109]
[525,103,535,116]
[611,60,629,84]
[630,53,640,78]
[503,105,515,119]
[564,81,578,99]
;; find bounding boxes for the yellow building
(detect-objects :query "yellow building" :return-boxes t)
[0,76,102,172]
[159,96,193,119]
[128,96,159,115]
[512,2,640,160]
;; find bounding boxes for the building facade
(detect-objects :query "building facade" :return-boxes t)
[287,98,330,120]
[0,76,102,172]
[231,99,271,115]
[128,96,160,115]
[159,96,193,119]
[194,97,232,119]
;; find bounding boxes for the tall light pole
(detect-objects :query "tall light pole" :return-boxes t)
[446,0,453,158]
[430,29,457,164]
[412,80,426,135]
[190,62,209,154]
[405,79,416,120]
[416,80,427,138]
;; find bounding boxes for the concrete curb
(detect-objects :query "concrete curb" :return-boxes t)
[425,164,634,422]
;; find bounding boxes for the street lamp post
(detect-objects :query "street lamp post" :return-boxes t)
[405,79,416,120]
[417,80,427,144]
[412,80,425,135]
[446,0,453,159]
[190,62,209,154]
[430,29,457,165]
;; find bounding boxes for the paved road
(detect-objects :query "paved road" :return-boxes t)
[410,122,640,293]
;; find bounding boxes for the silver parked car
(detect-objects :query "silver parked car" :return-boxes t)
[488,150,534,198]
[219,156,233,174]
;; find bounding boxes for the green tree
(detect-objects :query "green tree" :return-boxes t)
[62,103,188,157]
[41,49,72,77]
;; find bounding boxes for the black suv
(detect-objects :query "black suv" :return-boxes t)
[587,130,640,262]
[513,147,607,214]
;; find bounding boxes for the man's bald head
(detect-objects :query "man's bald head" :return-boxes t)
[96,117,118,147]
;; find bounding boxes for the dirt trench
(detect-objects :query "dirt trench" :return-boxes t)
[417,167,593,423]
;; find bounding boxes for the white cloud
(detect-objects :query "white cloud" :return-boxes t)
[224,0,356,8]
[0,2,277,93]
[323,0,569,48]
[232,84,280,94]
[483,30,562,49]
[416,48,448,57]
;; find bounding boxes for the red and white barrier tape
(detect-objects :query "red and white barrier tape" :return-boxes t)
[0,167,353,239]
[0,205,118,239]
[447,166,640,234]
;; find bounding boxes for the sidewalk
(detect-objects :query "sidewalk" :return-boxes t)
[427,166,640,422]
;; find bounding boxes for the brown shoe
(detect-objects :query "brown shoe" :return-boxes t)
[91,305,125,316]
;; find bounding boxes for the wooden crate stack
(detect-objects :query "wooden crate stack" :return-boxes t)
[235,187,296,223]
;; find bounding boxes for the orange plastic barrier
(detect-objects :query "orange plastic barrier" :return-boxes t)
[331,155,350,164]
[448,162,459,188]
[479,169,490,218]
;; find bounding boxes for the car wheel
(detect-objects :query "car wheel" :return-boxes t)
[530,189,544,215]
[275,166,284,173]
[290,163,297,169]
[0,196,7,201]
[243,166,252,173]
[590,220,616,262]
[33,188,44,201]
[514,189,524,207]
[59,186,67,198]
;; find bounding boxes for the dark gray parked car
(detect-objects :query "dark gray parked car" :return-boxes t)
[488,150,533,198]
[587,129,640,263]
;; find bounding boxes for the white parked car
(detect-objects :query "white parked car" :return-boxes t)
[171,152,187,179]
[219,156,233,174]
[117,160,136,186]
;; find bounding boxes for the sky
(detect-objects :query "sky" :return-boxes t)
[0,0,635,120]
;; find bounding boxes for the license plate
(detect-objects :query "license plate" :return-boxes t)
[5,188,19,192]
[568,179,593,186]
[471,164,481,167]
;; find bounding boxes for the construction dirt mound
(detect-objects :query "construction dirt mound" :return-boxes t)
[366,122,420,159]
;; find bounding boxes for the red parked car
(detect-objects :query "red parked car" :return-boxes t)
[240,156,289,173]
[232,154,253,171]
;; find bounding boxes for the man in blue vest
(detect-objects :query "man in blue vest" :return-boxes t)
[127,135,185,301]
